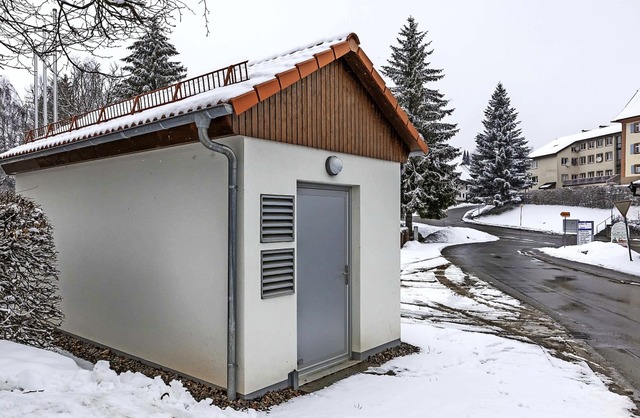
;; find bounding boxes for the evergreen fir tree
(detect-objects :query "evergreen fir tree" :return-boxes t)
[382,16,460,234]
[462,150,471,165]
[115,18,187,99]
[469,82,532,206]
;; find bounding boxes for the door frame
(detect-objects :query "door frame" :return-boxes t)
[296,182,352,375]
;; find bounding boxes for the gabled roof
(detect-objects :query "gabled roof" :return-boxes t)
[0,33,427,162]
[529,124,621,159]
[613,89,640,122]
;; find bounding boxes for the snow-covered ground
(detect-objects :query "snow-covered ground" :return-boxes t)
[0,218,636,417]
[466,203,638,235]
[467,204,640,276]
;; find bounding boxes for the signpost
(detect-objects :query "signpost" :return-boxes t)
[561,211,570,247]
[613,200,633,262]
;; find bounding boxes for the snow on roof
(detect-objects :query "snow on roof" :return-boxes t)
[528,124,621,159]
[1,35,348,160]
[452,151,472,181]
[2,32,426,161]
[613,89,640,121]
[457,163,472,181]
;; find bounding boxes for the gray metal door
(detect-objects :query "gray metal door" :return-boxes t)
[297,185,349,372]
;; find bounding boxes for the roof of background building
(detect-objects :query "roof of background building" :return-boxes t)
[613,89,640,122]
[529,123,621,159]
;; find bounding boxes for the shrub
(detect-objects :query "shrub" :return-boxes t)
[0,192,63,348]
[522,185,636,209]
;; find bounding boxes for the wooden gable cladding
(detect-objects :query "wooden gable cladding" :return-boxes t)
[229,60,409,163]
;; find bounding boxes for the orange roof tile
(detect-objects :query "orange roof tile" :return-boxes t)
[314,49,336,68]
[295,58,319,79]
[253,78,281,101]
[275,68,301,90]
[229,90,259,116]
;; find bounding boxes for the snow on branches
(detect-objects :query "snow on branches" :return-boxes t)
[382,16,459,231]
[470,83,531,207]
[0,192,62,348]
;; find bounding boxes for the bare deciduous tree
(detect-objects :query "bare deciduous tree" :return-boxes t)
[0,0,209,70]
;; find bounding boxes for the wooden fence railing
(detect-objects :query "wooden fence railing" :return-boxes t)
[24,61,249,143]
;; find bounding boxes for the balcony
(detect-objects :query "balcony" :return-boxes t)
[561,174,619,187]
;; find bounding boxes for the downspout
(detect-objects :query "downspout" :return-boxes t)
[194,110,238,401]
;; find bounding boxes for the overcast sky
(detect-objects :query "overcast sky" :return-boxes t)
[3,0,640,153]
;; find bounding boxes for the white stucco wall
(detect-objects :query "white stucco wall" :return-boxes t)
[16,135,402,397]
[16,142,233,388]
[238,137,401,395]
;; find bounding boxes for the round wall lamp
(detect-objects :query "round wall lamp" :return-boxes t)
[325,156,343,176]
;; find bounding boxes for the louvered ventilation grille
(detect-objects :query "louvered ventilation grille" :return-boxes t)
[261,194,294,242]
[261,249,295,298]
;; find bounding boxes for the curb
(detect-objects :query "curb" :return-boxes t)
[528,249,640,285]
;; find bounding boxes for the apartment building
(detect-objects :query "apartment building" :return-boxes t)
[612,89,640,185]
[528,124,621,190]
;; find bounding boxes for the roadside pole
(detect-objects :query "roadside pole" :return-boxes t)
[624,217,632,262]
[519,204,523,227]
[561,211,570,248]
[613,200,633,262]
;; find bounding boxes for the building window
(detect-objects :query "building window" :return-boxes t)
[605,169,613,176]
[630,122,640,133]
[530,160,538,169]
[561,174,569,181]
[633,165,640,174]
[579,173,586,179]
[596,170,603,177]
[605,151,613,161]
[605,136,613,146]
[579,156,586,165]
[560,157,569,166]
[632,143,640,154]
[596,139,603,147]
[531,176,538,183]
[571,157,578,166]
[588,155,595,164]
[571,174,578,179]
[580,142,586,150]
[588,141,595,149]
[595,153,603,163]
[587,171,595,178]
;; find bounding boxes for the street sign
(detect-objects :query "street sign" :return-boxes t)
[560,211,571,217]
[563,219,579,233]
[614,200,632,218]
[577,221,593,245]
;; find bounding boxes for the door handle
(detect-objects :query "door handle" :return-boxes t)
[342,266,349,285]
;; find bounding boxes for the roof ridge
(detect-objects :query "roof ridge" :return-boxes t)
[613,88,640,122]
[247,33,356,67]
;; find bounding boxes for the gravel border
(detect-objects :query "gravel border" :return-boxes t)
[52,330,419,411]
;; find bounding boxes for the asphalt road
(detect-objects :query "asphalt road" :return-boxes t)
[418,206,640,394]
